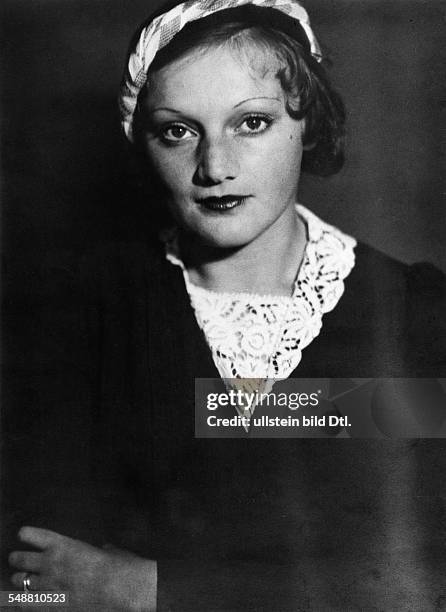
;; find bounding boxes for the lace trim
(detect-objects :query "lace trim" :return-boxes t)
[163,204,356,380]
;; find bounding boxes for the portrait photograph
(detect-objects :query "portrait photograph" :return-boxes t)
[1,0,445,610]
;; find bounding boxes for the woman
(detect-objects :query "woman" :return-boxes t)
[9,0,446,609]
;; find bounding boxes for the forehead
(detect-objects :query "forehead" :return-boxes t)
[143,43,284,110]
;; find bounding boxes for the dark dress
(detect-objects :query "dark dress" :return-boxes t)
[4,238,446,609]
[78,239,446,610]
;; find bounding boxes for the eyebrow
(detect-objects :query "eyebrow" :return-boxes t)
[146,107,182,115]
[147,97,281,115]
[233,96,281,108]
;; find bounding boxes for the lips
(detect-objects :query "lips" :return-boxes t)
[195,195,250,211]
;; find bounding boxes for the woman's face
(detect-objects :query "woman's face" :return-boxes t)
[139,44,305,248]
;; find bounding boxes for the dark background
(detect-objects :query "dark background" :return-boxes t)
[1,0,445,599]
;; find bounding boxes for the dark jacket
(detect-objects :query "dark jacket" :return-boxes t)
[79,239,446,610]
[4,239,445,609]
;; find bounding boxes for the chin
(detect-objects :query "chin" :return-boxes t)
[193,225,259,250]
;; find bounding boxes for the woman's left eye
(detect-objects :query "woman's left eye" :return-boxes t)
[238,115,272,134]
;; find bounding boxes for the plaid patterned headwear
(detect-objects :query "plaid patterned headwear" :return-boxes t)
[119,0,322,142]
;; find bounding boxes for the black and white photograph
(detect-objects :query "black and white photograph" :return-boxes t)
[1,0,445,609]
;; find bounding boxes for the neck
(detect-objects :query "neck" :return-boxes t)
[181,204,307,296]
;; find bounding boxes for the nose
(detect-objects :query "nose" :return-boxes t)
[193,134,239,186]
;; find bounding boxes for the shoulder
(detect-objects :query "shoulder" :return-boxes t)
[75,239,175,304]
[404,258,446,373]
[80,239,165,281]
[352,241,410,284]
[37,240,166,291]
[346,242,446,375]
[351,241,446,303]
[36,240,174,333]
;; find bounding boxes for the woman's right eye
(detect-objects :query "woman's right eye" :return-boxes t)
[160,124,197,143]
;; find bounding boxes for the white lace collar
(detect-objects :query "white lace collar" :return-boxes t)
[163,204,356,380]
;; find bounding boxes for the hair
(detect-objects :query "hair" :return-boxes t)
[132,4,345,178]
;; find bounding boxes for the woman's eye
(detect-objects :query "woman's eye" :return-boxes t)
[161,124,196,142]
[238,116,272,134]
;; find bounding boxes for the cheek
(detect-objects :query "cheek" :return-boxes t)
[146,146,194,194]
[280,128,304,166]
[249,132,302,186]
